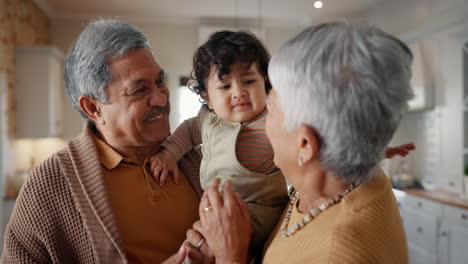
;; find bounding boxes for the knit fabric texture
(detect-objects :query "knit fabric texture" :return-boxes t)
[262,172,409,264]
[1,124,203,263]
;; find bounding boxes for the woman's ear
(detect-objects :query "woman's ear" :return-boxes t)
[200,91,212,109]
[78,95,105,125]
[297,125,320,164]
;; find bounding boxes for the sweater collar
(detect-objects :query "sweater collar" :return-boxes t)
[60,123,127,260]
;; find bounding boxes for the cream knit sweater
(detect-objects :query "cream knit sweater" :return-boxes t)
[1,124,202,264]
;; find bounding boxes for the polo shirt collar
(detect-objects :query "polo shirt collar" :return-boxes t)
[93,135,140,169]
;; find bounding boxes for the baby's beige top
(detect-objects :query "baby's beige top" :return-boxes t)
[201,112,288,249]
[200,112,287,203]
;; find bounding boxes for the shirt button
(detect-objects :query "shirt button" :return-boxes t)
[148,194,161,203]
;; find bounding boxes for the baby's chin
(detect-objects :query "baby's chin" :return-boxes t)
[214,107,265,123]
[234,112,264,123]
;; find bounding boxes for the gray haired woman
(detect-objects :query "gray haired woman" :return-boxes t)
[165,22,412,264]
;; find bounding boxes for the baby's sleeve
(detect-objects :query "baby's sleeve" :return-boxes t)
[161,105,208,160]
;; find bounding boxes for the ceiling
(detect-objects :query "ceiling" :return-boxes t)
[35,0,382,27]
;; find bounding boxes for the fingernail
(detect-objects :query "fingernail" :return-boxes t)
[178,245,185,255]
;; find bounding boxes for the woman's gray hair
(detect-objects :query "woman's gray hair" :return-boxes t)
[64,19,150,120]
[269,22,413,184]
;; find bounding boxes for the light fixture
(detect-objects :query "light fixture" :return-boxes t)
[314,1,323,9]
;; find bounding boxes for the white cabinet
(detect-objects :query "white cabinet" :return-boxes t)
[463,43,468,193]
[439,219,468,264]
[15,47,64,138]
[401,209,439,254]
[398,191,468,264]
[398,194,443,263]
[408,42,433,112]
[408,243,437,264]
[440,204,468,264]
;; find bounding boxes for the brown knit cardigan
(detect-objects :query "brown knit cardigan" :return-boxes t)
[1,124,203,264]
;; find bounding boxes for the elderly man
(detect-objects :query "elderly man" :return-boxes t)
[2,19,202,263]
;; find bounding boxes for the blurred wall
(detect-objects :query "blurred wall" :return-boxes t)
[0,0,50,138]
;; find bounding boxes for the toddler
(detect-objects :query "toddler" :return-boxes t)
[150,30,287,253]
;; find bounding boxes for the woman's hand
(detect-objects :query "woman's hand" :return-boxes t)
[194,178,252,264]
[385,143,416,159]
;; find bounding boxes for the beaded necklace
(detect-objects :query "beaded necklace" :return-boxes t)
[281,183,357,237]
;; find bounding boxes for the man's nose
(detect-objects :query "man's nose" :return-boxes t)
[149,87,168,106]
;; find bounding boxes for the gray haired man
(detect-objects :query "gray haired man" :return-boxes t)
[2,19,202,263]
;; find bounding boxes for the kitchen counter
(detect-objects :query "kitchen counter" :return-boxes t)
[401,188,468,210]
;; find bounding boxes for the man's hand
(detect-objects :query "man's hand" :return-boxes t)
[149,150,180,186]
[161,245,187,264]
[186,228,215,264]
[161,242,213,264]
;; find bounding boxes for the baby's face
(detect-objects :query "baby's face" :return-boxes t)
[203,62,267,123]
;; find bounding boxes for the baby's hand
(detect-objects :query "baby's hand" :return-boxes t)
[149,150,180,186]
[385,143,416,159]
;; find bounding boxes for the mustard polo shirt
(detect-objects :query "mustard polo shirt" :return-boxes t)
[94,136,199,264]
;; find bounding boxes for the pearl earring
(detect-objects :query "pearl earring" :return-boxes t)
[298,157,304,167]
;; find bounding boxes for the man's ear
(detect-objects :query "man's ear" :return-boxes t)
[78,95,105,125]
[200,91,212,109]
[297,124,320,164]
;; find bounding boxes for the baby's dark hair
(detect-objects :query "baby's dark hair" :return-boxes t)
[188,30,271,99]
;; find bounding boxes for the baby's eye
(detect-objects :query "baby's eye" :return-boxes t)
[219,84,231,90]
[244,80,256,85]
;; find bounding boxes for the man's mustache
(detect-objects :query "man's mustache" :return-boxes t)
[144,105,169,120]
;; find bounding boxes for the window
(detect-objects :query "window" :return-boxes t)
[177,86,202,125]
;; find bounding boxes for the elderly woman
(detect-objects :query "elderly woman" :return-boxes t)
[170,22,413,264]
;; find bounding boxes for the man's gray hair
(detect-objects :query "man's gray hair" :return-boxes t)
[268,22,413,184]
[64,19,150,120]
